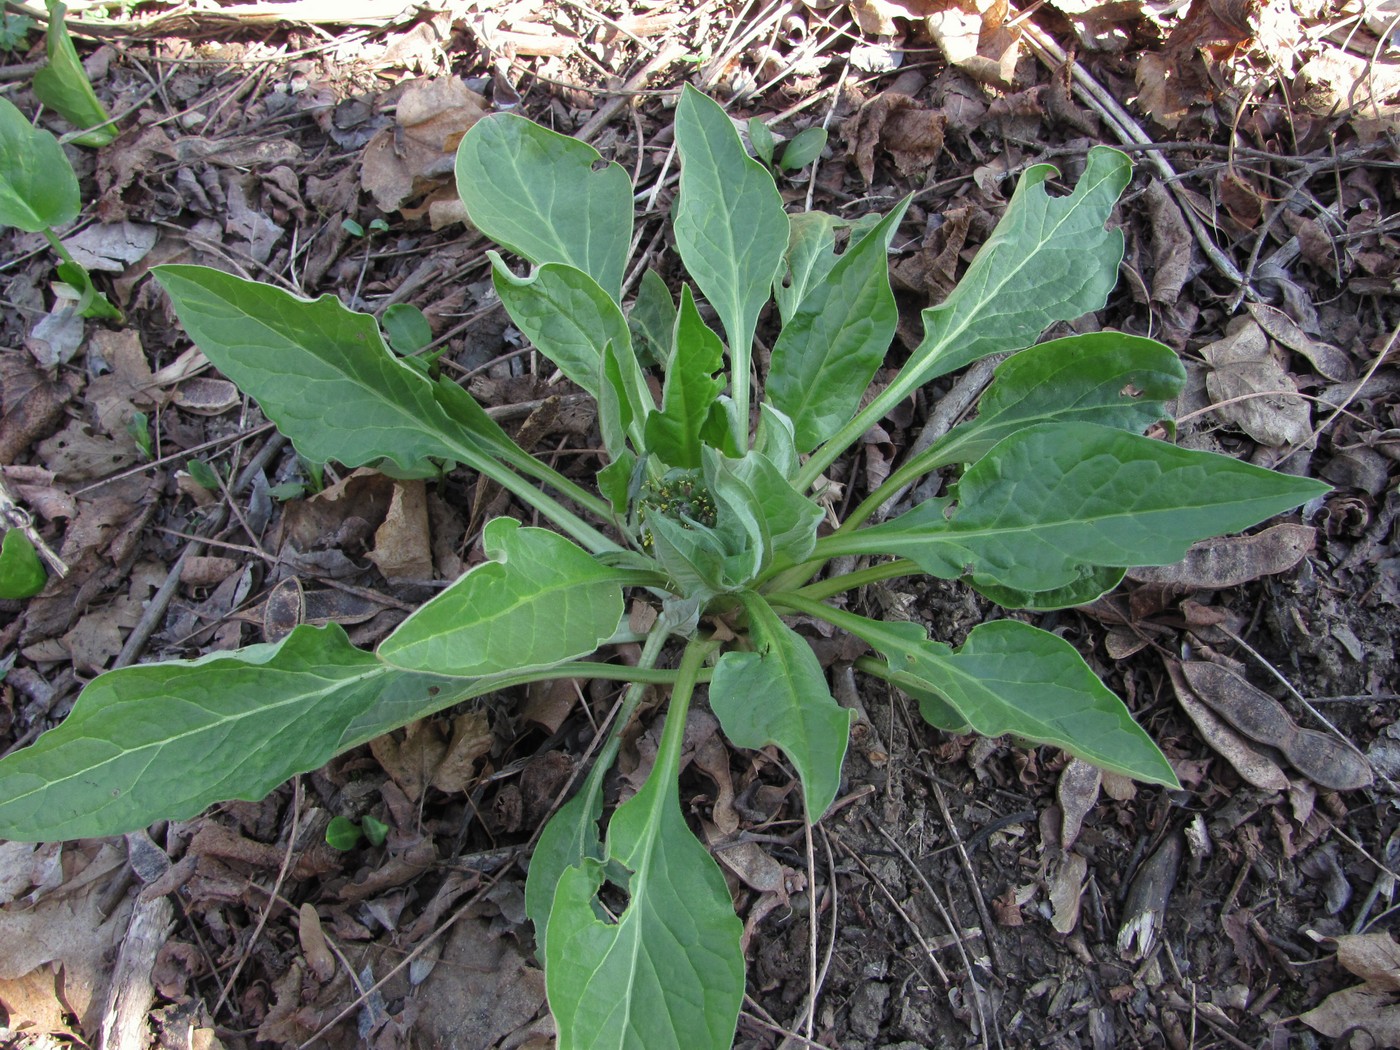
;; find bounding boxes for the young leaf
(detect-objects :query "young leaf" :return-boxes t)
[0,625,435,841]
[747,116,775,166]
[767,198,909,452]
[823,422,1329,594]
[777,126,827,171]
[456,113,633,301]
[0,96,79,232]
[915,332,1187,469]
[0,529,46,599]
[32,2,114,147]
[55,259,122,321]
[710,593,853,819]
[545,646,744,1050]
[153,265,463,473]
[673,85,789,442]
[627,268,676,367]
[378,518,624,677]
[707,447,824,574]
[382,303,433,354]
[782,597,1179,786]
[325,816,363,850]
[643,285,725,469]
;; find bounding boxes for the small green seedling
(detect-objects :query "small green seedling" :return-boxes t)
[33,1,115,147]
[748,116,827,172]
[0,95,119,320]
[0,88,1327,1049]
[325,814,389,850]
[126,410,153,460]
[0,12,36,51]
[381,303,434,356]
[0,529,47,599]
[185,459,220,491]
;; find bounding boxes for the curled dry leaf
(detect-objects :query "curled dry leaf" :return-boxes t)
[846,87,947,185]
[1201,320,1311,448]
[1048,849,1088,934]
[367,479,434,582]
[1300,932,1400,1043]
[1126,523,1315,588]
[361,78,486,213]
[1057,756,1102,850]
[1181,660,1374,791]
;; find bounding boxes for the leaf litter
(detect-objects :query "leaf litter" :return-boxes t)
[0,0,1397,1047]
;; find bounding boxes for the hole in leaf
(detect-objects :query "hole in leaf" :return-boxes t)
[591,158,609,173]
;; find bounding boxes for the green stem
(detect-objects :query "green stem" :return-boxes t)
[42,228,78,268]
[784,558,921,602]
[843,444,956,533]
[795,379,909,493]
[586,625,673,777]
[445,437,619,554]
[508,453,618,525]
[652,635,717,780]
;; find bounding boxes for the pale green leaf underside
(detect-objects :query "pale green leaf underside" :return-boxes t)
[546,697,744,1050]
[153,265,463,472]
[378,518,624,677]
[455,112,633,300]
[490,256,630,401]
[910,146,1132,386]
[673,85,788,430]
[0,625,452,841]
[768,200,908,452]
[0,96,80,232]
[526,759,608,957]
[828,423,1329,593]
[856,616,1178,785]
[710,595,852,818]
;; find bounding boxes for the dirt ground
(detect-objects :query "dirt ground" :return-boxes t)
[1,0,1399,1047]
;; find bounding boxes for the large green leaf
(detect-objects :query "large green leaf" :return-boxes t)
[673,85,789,441]
[0,625,444,841]
[0,96,79,232]
[710,593,852,818]
[644,285,725,469]
[32,2,114,147]
[545,647,744,1050]
[767,199,909,452]
[822,422,1329,594]
[923,332,1186,468]
[910,147,1131,385]
[798,147,1133,488]
[153,265,462,472]
[781,598,1178,786]
[526,757,609,957]
[378,518,624,677]
[455,113,633,301]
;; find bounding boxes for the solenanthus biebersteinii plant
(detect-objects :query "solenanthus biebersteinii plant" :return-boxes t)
[0,87,1326,1048]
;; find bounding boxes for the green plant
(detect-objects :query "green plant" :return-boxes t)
[0,87,1325,1047]
[33,1,115,148]
[0,94,119,320]
[0,528,47,599]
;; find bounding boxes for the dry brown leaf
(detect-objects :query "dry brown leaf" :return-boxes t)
[1246,302,1354,381]
[1201,320,1311,446]
[925,0,1021,86]
[846,0,942,34]
[1057,757,1102,850]
[297,902,337,983]
[1300,934,1400,1042]
[368,479,434,582]
[1127,523,1315,588]
[1048,850,1087,933]
[846,88,947,185]
[694,733,739,835]
[1142,179,1195,304]
[430,710,492,794]
[361,78,486,212]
